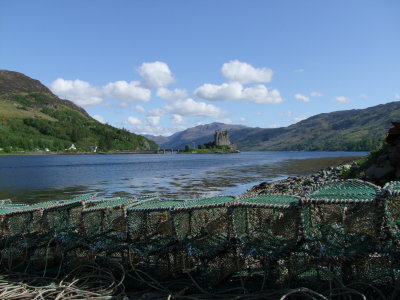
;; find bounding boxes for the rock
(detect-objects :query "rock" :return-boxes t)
[366,164,395,181]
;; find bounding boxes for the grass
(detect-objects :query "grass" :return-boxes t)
[0,99,55,120]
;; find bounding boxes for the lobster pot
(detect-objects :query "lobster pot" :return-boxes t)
[126,200,183,273]
[173,196,234,240]
[232,195,301,285]
[81,198,135,238]
[348,253,398,284]
[384,182,400,251]
[42,195,95,235]
[127,200,182,238]
[172,197,236,282]
[1,195,96,238]
[302,180,383,272]
[0,210,40,237]
[344,202,384,236]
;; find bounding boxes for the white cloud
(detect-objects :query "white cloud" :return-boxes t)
[156,87,187,100]
[335,96,350,103]
[92,114,106,124]
[195,82,242,101]
[242,85,283,104]
[395,93,400,100]
[221,60,273,84]
[195,82,282,104]
[239,117,246,122]
[310,92,323,97]
[267,124,279,128]
[103,80,151,102]
[359,94,369,99]
[127,116,142,125]
[166,98,225,118]
[294,93,310,102]
[139,125,178,136]
[49,78,102,106]
[50,78,152,107]
[148,108,165,117]
[147,115,161,126]
[126,120,181,136]
[294,69,304,73]
[138,61,175,88]
[171,114,185,124]
[134,105,145,113]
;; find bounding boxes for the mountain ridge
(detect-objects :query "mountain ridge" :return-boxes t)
[146,102,400,151]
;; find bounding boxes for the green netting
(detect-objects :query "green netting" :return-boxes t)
[0,195,95,236]
[126,199,186,277]
[128,199,185,212]
[301,180,385,264]
[4,193,95,214]
[31,199,81,211]
[170,197,235,278]
[70,193,97,202]
[237,195,300,208]
[82,198,135,237]
[384,181,400,247]
[136,195,159,201]
[304,180,380,203]
[83,197,135,212]
[0,206,23,215]
[173,207,230,239]
[83,197,114,207]
[127,200,183,238]
[172,196,234,240]
[175,196,235,210]
[384,181,400,196]
[2,181,400,292]
[0,199,12,206]
[230,195,302,283]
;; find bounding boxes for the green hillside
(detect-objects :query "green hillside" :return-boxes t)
[0,70,157,153]
[251,102,400,151]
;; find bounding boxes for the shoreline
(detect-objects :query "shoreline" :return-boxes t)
[0,150,364,156]
[242,155,361,197]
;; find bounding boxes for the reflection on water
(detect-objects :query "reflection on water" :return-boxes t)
[0,152,365,203]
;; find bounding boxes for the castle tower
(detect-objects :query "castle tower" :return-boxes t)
[214,130,231,146]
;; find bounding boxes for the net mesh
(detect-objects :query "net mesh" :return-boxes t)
[0,181,399,293]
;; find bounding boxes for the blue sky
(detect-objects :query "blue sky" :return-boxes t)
[1,0,399,136]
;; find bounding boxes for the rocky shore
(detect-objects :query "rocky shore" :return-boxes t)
[242,162,357,197]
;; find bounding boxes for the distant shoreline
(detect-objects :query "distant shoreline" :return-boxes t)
[0,150,167,156]
[0,150,365,156]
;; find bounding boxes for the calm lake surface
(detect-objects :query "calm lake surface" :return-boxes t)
[0,151,366,203]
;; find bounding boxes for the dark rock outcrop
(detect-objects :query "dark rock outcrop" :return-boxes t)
[364,122,400,184]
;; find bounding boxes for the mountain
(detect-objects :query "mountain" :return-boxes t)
[149,102,400,151]
[144,134,170,146]
[0,70,157,152]
[155,123,248,149]
[251,102,400,151]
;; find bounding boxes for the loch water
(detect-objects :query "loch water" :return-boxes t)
[0,151,366,203]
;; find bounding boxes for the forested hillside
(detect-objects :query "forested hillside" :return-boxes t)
[0,70,157,153]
